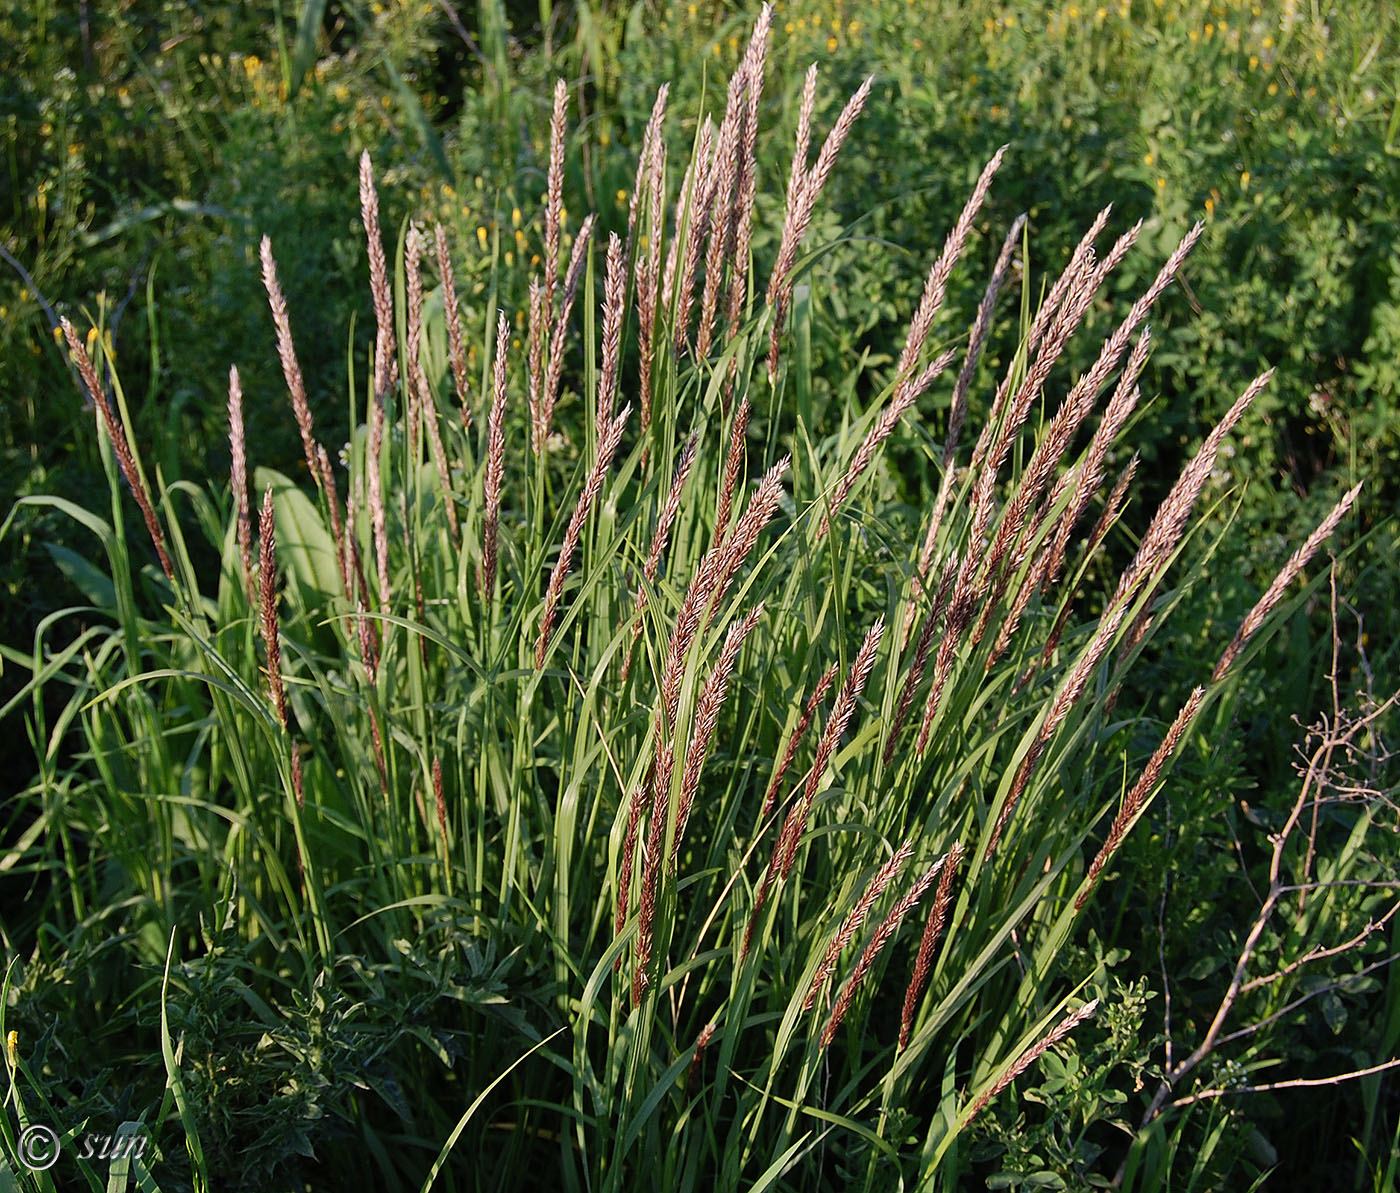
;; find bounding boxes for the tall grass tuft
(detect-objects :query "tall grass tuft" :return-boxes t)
[4,10,1386,1190]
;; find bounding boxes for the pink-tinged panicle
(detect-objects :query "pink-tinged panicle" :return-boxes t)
[407,227,460,546]
[818,345,958,538]
[626,84,670,257]
[544,78,568,327]
[541,214,597,447]
[918,214,1026,584]
[62,318,174,580]
[804,839,914,1011]
[885,560,956,767]
[634,745,674,1002]
[663,123,711,321]
[614,774,650,963]
[894,148,1007,406]
[674,117,722,354]
[778,617,885,878]
[674,603,764,861]
[675,458,789,691]
[622,435,701,680]
[726,8,772,336]
[657,457,790,731]
[527,278,546,452]
[763,660,839,817]
[367,383,390,607]
[787,65,818,215]
[972,220,1140,560]
[1211,483,1361,682]
[713,397,751,548]
[359,152,396,401]
[480,312,509,601]
[695,64,748,358]
[900,841,964,1049]
[1032,456,1140,685]
[434,224,472,429]
[535,404,631,667]
[597,232,626,428]
[980,222,1197,613]
[1078,687,1205,910]
[962,1000,1101,1125]
[767,72,872,381]
[432,756,448,845]
[686,1020,717,1094]
[1027,206,1114,358]
[967,206,1112,480]
[988,373,1269,859]
[820,855,945,1048]
[1042,329,1153,590]
[637,127,668,436]
[227,365,254,602]
[257,485,288,731]
[260,236,321,484]
[805,74,874,201]
[1116,370,1271,608]
[645,436,700,586]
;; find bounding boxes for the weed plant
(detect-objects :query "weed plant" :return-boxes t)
[2,10,1394,1190]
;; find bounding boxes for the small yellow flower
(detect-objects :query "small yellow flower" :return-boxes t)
[1267,82,1278,96]
[615,188,627,204]
[826,35,838,52]
[1188,28,1199,43]
[1143,151,1155,165]
[504,250,514,266]
[511,207,522,228]
[1204,22,1214,38]
[1067,5,1080,19]
[477,226,488,250]
[1240,170,1250,190]
[6,1030,17,1064]
[1156,176,1166,189]
[86,326,99,349]
[1204,195,1215,217]
[1249,54,1259,69]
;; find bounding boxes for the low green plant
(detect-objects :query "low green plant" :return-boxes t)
[3,10,1394,1190]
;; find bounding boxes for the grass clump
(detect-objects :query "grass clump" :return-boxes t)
[3,9,1394,1190]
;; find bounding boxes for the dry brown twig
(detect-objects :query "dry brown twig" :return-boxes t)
[1124,569,1399,1164]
